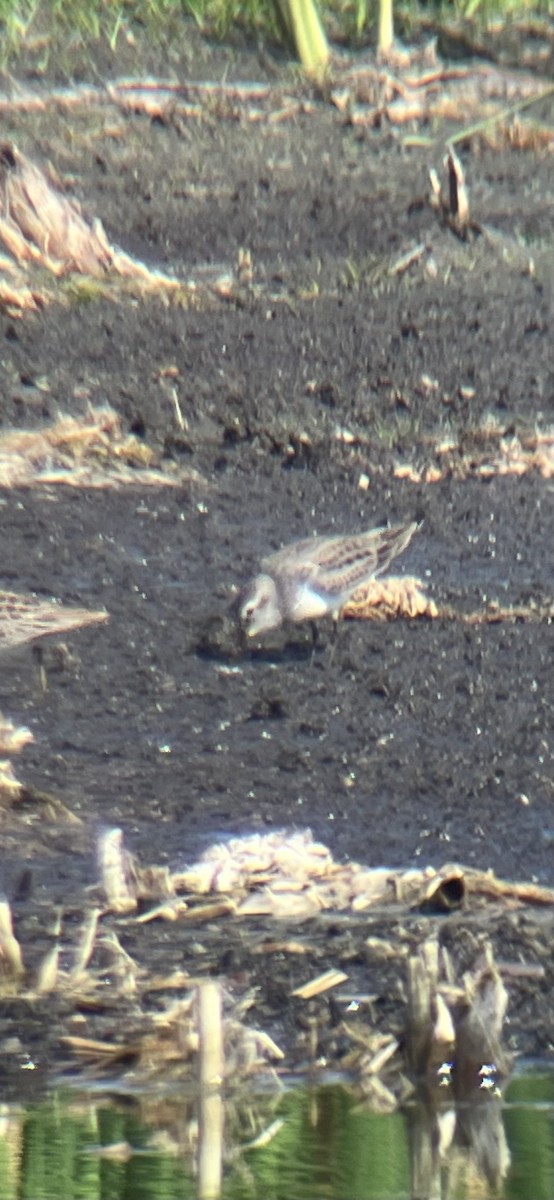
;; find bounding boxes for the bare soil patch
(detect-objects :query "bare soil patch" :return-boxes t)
[0,22,553,1079]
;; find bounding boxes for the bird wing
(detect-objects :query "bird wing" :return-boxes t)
[262,524,416,600]
[262,535,338,581]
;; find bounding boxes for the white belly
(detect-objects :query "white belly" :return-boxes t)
[289,584,333,623]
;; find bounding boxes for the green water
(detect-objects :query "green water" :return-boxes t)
[0,1067,552,1200]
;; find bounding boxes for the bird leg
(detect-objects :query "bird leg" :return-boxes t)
[327,614,340,666]
[309,620,320,664]
[32,644,48,693]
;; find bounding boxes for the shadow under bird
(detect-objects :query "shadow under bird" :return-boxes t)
[240,521,417,640]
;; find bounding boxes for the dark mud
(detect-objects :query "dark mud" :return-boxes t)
[0,22,553,1075]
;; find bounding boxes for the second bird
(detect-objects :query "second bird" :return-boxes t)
[240,521,417,639]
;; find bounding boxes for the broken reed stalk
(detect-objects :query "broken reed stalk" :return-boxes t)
[97,827,137,915]
[197,981,224,1200]
[406,939,443,1077]
[197,980,224,1089]
[36,943,60,994]
[198,1088,224,1200]
[406,1101,442,1200]
[455,952,509,1082]
[0,898,24,981]
[71,908,102,979]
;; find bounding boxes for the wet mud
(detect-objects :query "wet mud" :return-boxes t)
[0,22,553,1075]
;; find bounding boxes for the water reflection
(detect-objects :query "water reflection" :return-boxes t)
[0,1066,552,1200]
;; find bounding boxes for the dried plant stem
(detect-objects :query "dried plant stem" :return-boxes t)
[197,981,224,1200]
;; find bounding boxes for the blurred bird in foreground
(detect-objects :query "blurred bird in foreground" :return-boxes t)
[0,591,108,653]
[0,590,108,689]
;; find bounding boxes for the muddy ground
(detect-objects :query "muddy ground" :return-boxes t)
[0,20,553,1081]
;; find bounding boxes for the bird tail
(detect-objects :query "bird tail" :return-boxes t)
[374,521,418,576]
